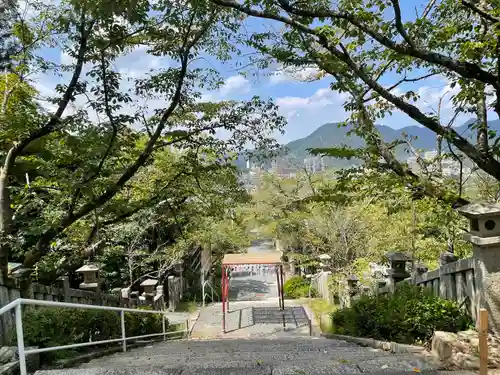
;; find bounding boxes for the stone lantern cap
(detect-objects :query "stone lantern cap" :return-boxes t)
[140,279,158,287]
[457,202,500,218]
[76,264,100,273]
[76,263,101,289]
[347,274,359,285]
[385,251,411,262]
[8,262,22,275]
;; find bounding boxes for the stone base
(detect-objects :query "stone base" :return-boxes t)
[431,330,500,370]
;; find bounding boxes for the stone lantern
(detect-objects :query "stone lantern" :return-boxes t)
[346,274,359,296]
[385,252,411,282]
[140,279,158,302]
[439,251,458,266]
[415,263,429,276]
[318,254,331,272]
[458,202,500,333]
[75,264,101,290]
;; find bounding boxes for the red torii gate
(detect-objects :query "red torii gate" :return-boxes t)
[221,252,285,333]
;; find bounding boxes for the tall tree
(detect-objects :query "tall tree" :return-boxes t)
[210,0,500,185]
[0,0,285,280]
[0,0,18,71]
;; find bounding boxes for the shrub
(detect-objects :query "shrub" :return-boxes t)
[15,306,168,364]
[283,276,317,298]
[330,283,472,344]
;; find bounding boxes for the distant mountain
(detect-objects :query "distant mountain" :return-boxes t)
[274,119,500,169]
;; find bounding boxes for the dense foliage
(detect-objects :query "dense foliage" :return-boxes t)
[283,275,317,299]
[242,169,471,277]
[0,0,285,286]
[330,284,472,344]
[211,0,500,204]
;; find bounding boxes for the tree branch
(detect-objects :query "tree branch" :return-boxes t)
[390,0,415,47]
[461,0,500,23]
[215,0,499,88]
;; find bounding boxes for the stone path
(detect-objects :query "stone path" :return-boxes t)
[190,300,312,339]
[35,238,454,374]
[37,336,443,374]
[190,238,310,339]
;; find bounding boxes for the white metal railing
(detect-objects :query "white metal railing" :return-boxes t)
[0,298,189,375]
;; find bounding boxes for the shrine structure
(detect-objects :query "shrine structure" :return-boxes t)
[221,252,285,333]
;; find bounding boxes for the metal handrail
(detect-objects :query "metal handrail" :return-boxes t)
[0,298,189,375]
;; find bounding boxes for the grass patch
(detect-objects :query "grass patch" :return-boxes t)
[176,301,199,313]
[304,298,337,333]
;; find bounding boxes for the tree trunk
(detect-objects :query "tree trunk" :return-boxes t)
[477,88,488,155]
[436,134,443,176]
[0,148,15,284]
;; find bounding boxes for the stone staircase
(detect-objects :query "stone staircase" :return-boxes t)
[35,336,444,375]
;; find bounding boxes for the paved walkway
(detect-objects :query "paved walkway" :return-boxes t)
[35,238,458,374]
[190,239,310,339]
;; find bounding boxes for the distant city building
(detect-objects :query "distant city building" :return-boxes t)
[304,156,326,174]
[407,151,470,178]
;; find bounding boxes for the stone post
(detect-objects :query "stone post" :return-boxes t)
[439,252,458,299]
[57,275,71,302]
[167,275,178,312]
[338,280,350,309]
[121,287,131,307]
[458,202,500,333]
[346,274,359,305]
[154,285,165,310]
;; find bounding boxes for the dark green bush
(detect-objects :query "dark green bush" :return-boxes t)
[330,283,472,344]
[16,306,168,364]
[283,276,317,298]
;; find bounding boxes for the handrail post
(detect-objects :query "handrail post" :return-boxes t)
[15,303,27,375]
[185,319,189,338]
[162,314,166,341]
[308,318,312,336]
[120,311,126,352]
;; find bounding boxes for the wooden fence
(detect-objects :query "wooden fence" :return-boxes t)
[310,257,479,325]
[375,257,478,322]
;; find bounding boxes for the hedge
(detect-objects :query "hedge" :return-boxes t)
[330,283,472,344]
[283,276,317,298]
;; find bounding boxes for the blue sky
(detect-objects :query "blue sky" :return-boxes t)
[28,0,486,145]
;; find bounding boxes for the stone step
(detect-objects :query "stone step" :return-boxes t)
[36,366,444,375]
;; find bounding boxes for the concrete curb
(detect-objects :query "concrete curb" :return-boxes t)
[188,310,201,337]
[321,333,427,354]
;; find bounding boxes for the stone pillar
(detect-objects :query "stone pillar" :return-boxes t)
[289,260,296,276]
[167,275,178,312]
[58,275,71,302]
[439,252,457,299]
[338,280,350,309]
[121,287,131,307]
[346,274,359,305]
[458,202,500,333]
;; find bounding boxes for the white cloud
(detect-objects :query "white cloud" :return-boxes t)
[275,86,349,134]
[269,66,322,85]
[219,75,250,97]
[201,75,251,102]
[277,87,348,114]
